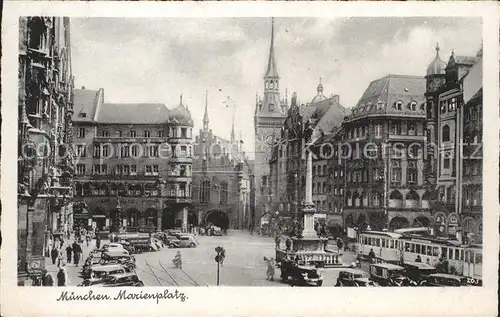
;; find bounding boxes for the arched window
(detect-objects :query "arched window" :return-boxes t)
[201,178,210,203]
[442,125,450,142]
[346,191,352,207]
[395,100,403,110]
[220,182,228,203]
[409,101,417,111]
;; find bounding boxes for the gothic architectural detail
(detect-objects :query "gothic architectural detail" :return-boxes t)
[18,17,75,276]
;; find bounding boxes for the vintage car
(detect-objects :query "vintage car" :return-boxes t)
[335,269,373,287]
[369,263,410,286]
[280,259,323,287]
[101,249,132,260]
[93,272,145,287]
[82,263,131,280]
[420,273,469,287]
[403,262,438,285]
[353,277,379,287]
[168,235,198,248]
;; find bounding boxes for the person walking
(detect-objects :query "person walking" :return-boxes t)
[57,265,68,286]
[57,250,64,267]
[50,246,59,265]
[72,241,82,266]
[173,251,182,269]
[96,235,101,249]
[46,236,53,258]
[65,244,72,264]
[264,257,276,281]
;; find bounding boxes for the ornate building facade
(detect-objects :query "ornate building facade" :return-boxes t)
[191,93,251,230]
[72,90,194,233]
[254,18,287,227]
[425,44,482,242]
[18,17,75,275]
[342,75,428,231]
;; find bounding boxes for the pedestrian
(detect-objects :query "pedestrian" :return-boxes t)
[86,234,91,247]
[264,257,276,281]
[46,236,53,258]
[41,269,54,287]
[275,234,281,250]
[173,251,182,269]
[368,248,376,263]
[72,241,82,266]
[96,235,101,249]
[50,246,59,265]
[57,250,64,267]
[59,237,64,249]
[415,255,422,263]
[57,265,68,286]
[65,244,72,263]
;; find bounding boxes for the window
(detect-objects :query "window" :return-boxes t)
[407,122,416,135]
[180,146,187,157]
[120,145,130,158]
[153,165,159,175]
[408,169,418,184]
[130,165,137,175]
[391,160,402,182]
[442,125,450,142]
[201,179,211,202]
[391,121,401,135]
[449,98,457,111]
[102,145,110,157]
[145,165,152,176]
[115,130,122,137]
[375,124,382,137]
[440,101,446,114]
[372,168,381,181]
[78,128,85,138]
[269,103,275,111]
[144,130,151,138]
[181,128,187,138]
[116,165,123,175]
[148,145,158,157]
[76,164,86,175]
[372,193,380,206]
[130,130,136,137]
[131,145,139,157]
[101,164,108,175]
[180,165,186,177]
[444,158,450,169]
[76,144,86,157]
[409,101,417,111]
[123,165,130,175]
[101,130,109,137]
[158,130,165,137]
[93,164,101,174]
[220,182,228,203]
[93,144,100,157]
[377,101,385,110]
[395,101,403,110]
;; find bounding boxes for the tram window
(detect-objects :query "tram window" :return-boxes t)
[455,249,459,260]
[475,253,482,264]
[363,237,367,244]
[448,249,453,259]
[464,251,469,262]
[410,243,415,253]
[442,247,448,259]
[389,240,394,249]
[382,239,386,248]
[415,244,421,254]
[405,243,410,252]
[460,250,464,261]
[376,239,380,247]
[427,246,432,255]
[433,247,440,256]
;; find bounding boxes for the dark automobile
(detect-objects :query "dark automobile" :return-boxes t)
[280,260,323,286]
[420,273,469,287]
[93,272,145,287]
[369,263,411,286]
[403,262,437,286]
[336,269,372,287]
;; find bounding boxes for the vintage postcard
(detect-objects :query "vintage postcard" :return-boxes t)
[1,1,499,316]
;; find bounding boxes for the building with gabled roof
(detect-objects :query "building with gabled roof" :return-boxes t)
[72,88,195,233]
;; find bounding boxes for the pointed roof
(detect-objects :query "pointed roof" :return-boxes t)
[264,18,279,78]
[427,43,447,76]
[203,91,209,125]
[311,77,327,104]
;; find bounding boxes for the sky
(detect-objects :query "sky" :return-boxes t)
[70,17,482,157]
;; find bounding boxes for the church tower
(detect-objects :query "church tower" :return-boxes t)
[253,17,286,227]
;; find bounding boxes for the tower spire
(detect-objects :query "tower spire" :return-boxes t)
[203,90,209,131]
[264,17,279,78]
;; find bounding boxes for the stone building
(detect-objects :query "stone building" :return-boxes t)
[191,93,251,230]
[72,90,194,233]
[342,74,428,231]
[425,44,481,240]
[254,18,287,228]
[18,17,75,275]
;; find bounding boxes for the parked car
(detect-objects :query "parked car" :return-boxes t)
[280,259,323,286]
[369,263,410,286]
[93,272,145,287]
[168,235,198,248]
[335,269,372,287]
[420,273,469,287]
[82,263,131,280]
[403,262,437,286]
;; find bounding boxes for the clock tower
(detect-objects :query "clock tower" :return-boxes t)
[253,17,286,227]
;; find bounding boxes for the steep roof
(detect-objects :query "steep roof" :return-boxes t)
[264,18,279,79]
[97,103,170,124]
[73,89,100,122]
[427,44,447,76]
[347,74,426,121]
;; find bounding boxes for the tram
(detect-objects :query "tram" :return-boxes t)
[356,230,482,279]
